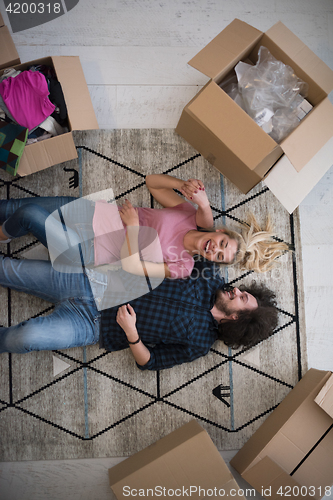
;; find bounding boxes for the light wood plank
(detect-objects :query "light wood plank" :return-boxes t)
[16,45,208,86]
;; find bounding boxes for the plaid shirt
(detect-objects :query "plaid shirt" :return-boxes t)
[100,261,224,370]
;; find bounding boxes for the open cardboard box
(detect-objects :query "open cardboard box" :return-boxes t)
[109,420,246,499]
[230,369,333,499]
[176,19,333,213]
[0,13,98,176]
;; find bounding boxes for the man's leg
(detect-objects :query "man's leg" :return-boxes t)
[0,256,93,303]
[0,297,100,353]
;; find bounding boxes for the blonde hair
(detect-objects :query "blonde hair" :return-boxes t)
[230,213,290,273]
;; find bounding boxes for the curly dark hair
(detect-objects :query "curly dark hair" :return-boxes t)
[217,282,278,349]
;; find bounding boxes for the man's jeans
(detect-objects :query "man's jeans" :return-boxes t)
[0,256,100,353]
[0,196,96,269]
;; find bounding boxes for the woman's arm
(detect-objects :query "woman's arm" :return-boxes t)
[179,179,214,229]
[116,304,151,366]
[145,174,186,207]
[119,200,171,278]
[146,174,214,228]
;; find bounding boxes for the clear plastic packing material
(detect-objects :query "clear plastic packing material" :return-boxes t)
[228,46,310,143]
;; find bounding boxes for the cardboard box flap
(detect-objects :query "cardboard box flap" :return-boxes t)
[281,97,333,172]
[293,425,333,494]
[186,81,277,172]
[265,22,333,96]
[51,56,99,131]
[243,457,313,500]
[18,132,77,176]
[314,374,333,419]
[0,25,20,70]
[188,19,262,80]
[265,135,333,214]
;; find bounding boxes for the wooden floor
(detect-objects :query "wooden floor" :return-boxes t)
[0,0,332,498]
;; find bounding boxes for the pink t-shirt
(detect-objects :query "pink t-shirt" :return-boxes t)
[93,201,197,279]
[0,70,55,131]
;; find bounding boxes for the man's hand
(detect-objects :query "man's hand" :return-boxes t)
[119,200,140,226]
[116,304,139,342]
[179,179,210,208]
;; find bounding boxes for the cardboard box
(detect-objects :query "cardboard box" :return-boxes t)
[109,420,246,499]
[315,373,333,419]
[176,19,333,212]
[230,369,333,499]
[242,457,314,500]
[0,18,98,176]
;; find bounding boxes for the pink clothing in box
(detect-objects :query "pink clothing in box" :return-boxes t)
[0,70,55,131]
[93,201,197,279]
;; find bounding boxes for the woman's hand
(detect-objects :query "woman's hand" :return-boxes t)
[119,199,139,226]
[179,179,210,208]
[116,304,138,342]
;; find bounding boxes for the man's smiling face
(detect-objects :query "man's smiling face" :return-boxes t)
[215,287,258,317]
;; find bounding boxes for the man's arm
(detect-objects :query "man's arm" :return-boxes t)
[116,304,210,370]
[116,304,151,366]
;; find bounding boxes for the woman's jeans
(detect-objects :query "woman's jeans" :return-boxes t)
[0,255,100,353]
[0,197,100,353]
[0,197,96,271]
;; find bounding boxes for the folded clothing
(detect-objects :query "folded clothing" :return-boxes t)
[0,70,55,131]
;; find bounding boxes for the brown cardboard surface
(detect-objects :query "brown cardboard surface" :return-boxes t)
[315,374,333,419]
[281,98,333,172]
[109,420,246,499]
[18,133,77,176]
[188,18,262,81]
[177,18,333,205]
[230,369,333,499]
[0,25,20,70]
[187,81,278,171]
[0,12,4,27]
[293,426,333,494]
[264,21,333,97]
[243,457,313,500]
[175,81,282,193]
[264,135,333,214]
[230,369,332,474]
[176,104,265,193]
[51,56,99,131]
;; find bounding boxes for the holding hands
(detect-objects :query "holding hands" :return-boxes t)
[179,179,210,208]
[119,199,139,226]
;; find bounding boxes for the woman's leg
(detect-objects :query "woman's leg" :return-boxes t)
[0,197,96,268]
[0,297,100,353]
[0,196,77,225]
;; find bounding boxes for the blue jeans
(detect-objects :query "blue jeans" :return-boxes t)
[0,256,100,353]
[0,197,96,270]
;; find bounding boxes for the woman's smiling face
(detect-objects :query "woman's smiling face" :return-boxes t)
[198,230,238,263]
